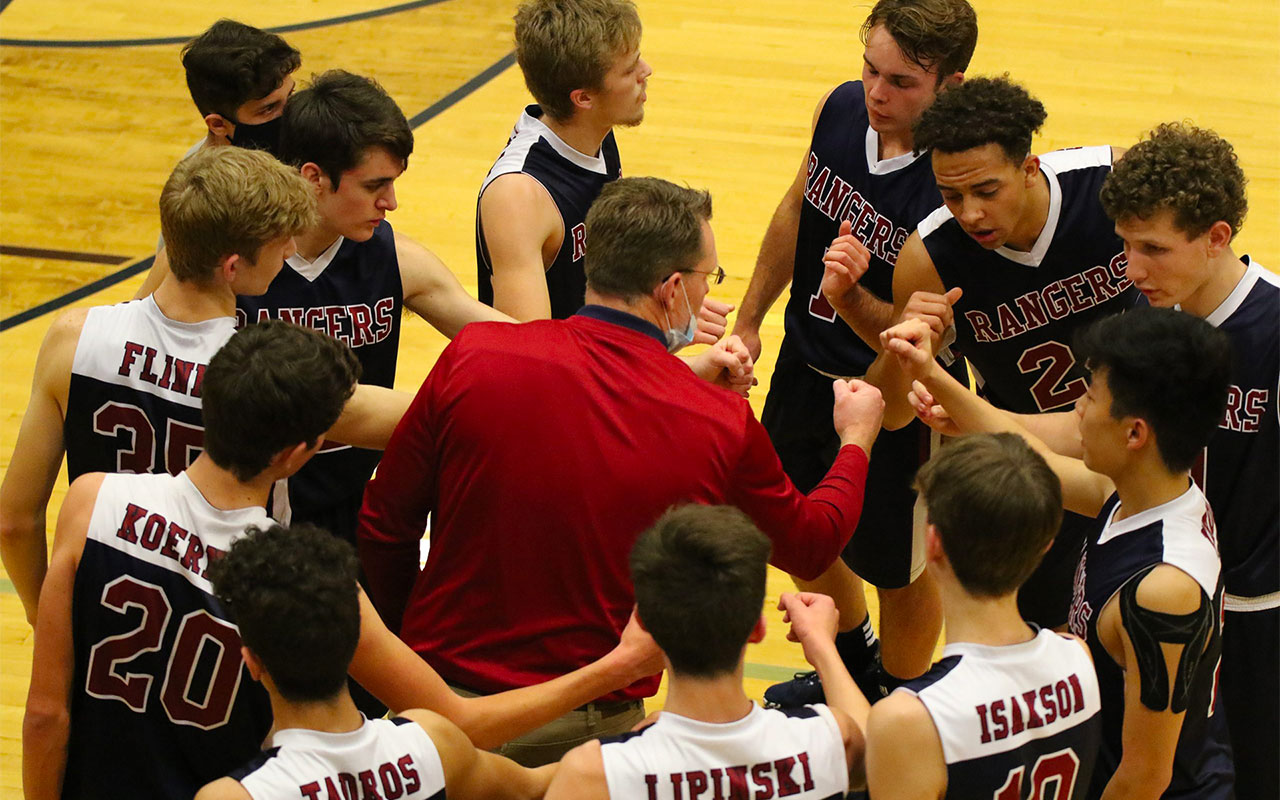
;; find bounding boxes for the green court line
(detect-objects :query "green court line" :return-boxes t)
[1,578,13,594]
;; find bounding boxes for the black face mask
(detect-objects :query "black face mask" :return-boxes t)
[228,114,285,157]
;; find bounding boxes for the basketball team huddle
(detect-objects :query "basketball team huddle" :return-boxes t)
[4,0,1276,798]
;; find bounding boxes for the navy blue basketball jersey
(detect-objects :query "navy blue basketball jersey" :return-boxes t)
[64,472,273,799]
[896,628,1102,799]
[64,296,233,481]
[1200,257,1279,601]
[476,104,622,319]
[920,147,1138,413]
[1067,486,1233,799]
[784,81,943,375]
[235,222,403,540]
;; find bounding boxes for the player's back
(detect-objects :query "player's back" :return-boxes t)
[230,717,447,800]
[896,628,1102,799]
[235,224,403,542]
[598,704,849,799]
[919,146,1137,414]
[64,296,234,480]
[64,471,273,799]
[476,104,622,319]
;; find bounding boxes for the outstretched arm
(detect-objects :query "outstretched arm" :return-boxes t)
[397,232,513,338]
[1099,565,1213,800]
[349,593,662,751]
[326,385,414,450]
[477,174,563,322]
[882,319,1113,517]
[732,89,834,364]
[406,709,555,800]
[23,473,101,800]
[1,308,84,623]
[863,234,951,429]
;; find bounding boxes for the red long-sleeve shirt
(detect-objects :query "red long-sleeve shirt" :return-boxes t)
[358,307,869,700]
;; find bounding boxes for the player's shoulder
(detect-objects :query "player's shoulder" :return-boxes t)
[867,689,934,742]
[1039,145,1114,174]
[194,777,253,800]
[1132,562,1206,615]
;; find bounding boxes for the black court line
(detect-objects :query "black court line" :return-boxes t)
[0,0,451,47]
[0,0,16,15]
[0,48,517,332]
[1,245,130,265]
[1,255,155,332]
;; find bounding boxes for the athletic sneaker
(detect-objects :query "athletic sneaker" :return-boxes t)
[763,660,896,709]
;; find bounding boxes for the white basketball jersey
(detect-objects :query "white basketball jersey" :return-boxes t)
[232,716,447,800]
[599,704,848,800]
[897,628,1102,798]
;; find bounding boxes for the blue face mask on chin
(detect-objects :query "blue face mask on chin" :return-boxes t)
[663,282,698,353]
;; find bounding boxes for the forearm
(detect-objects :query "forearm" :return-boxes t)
[865,352,918,430]
[1012,410,1082,457]
[806,637,870,730]
[1100,762,1171,800]
[449,648,641,750]
[831,287,894,352]
[736,205,799,334]
[0,514,48,623]
[23,704,69,800]
[328,385,412,450]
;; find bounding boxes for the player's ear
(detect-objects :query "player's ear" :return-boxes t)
[568,86,593,115]
[204,113,234,140]
[218,253,241,285]
[924,523,945,565]
[1205,220,1233,256]
[1126,417,1150,453]
[938,71,964,91]
[299,162,328,191]
[748,614,767,644]
[241,646,265,683]
[1021,154,1041,187]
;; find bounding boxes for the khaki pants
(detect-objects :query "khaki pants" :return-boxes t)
[451,685,646,767]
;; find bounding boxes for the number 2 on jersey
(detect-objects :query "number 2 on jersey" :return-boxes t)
[1017,341,1087,412]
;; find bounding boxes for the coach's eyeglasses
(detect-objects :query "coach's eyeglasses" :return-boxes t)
[685,265,726,285]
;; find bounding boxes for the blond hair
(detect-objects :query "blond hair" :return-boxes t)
[514,0,641,121]
[160,146,317,282]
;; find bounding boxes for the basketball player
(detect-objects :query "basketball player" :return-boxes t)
[477,0,649,321]
[736,0,980,706]
[234,69,516,546]
[23,322,662,798]
[0,146,314,626]
[546,505,864,799]
[197,523,552,800]
[883,307,1235,798]
[824,75,1138,631]
[180,19,300,157]
[865,433,1102,799]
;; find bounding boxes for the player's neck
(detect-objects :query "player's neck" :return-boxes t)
[542,113,610,159]
[184,454,275,511]
[1004,168,1051,253]
[1112,461,1191,522]
[877,129,914,161]
[1181,247,1247,318]
[939,579,1036,647]
[296,223,343,262]
[268,689,365,736]
[662,669,755,724]
[152,273,236,322]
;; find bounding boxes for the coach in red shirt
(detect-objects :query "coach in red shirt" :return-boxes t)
[358,177,883,765]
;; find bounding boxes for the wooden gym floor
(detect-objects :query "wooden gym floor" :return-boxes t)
[1,0,1277,792]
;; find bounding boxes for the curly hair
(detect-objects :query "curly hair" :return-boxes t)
[1100,122,1247,239]
[860,0,978,81]
[913,75,1046,161]
[209,524,361,702]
